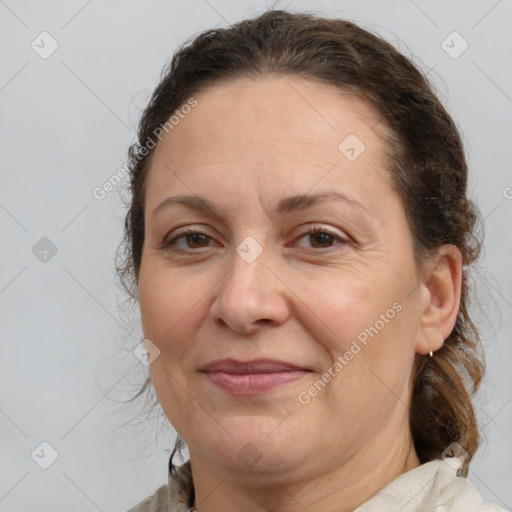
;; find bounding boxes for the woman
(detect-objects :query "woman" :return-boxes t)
[118,9,505,512]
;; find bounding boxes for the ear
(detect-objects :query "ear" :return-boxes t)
[415,244,462,355]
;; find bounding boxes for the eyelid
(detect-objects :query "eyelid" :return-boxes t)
[160,226,216,250]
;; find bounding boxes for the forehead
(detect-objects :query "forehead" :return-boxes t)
[160,75,384,149]
[145,75,393,211]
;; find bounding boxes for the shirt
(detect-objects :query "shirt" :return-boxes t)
[126,457,506,511]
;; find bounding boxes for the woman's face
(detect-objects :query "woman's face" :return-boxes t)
[138,76,435,481]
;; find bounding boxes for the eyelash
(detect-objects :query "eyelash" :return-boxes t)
[159,225,348,253]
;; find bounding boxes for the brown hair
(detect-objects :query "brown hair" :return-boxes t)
[116,9,485,475]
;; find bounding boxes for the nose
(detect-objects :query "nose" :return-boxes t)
[209,242,291,334]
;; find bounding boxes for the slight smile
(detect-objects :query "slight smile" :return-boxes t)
[201,358,312,395]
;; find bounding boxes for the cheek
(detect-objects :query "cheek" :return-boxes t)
[302,271,418,403]
[138,264,205,348]
[328,301,417,418]
[295,269,402,356]
[138,265,209,428]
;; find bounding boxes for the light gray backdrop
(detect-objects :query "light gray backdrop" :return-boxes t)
[1,0,511,511]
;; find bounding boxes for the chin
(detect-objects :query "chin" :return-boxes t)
[198,416,310,477]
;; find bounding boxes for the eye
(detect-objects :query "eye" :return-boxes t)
[293,226,347,250]
[160,225,347,253]
[161,227,214,251]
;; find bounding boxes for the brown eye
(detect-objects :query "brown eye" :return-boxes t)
[294,226,346,250]
[309,231,335,248]
[184,233,210,248]
[162,229,213,250]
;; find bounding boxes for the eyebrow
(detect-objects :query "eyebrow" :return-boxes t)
[151,191,372,218]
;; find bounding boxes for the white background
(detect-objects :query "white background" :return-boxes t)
[1,0,511,510]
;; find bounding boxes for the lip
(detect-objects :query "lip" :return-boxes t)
[201,358,311,395]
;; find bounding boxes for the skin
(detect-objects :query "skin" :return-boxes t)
[137,75,462,512]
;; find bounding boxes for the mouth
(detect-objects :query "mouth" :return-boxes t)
[200,358,311,395]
